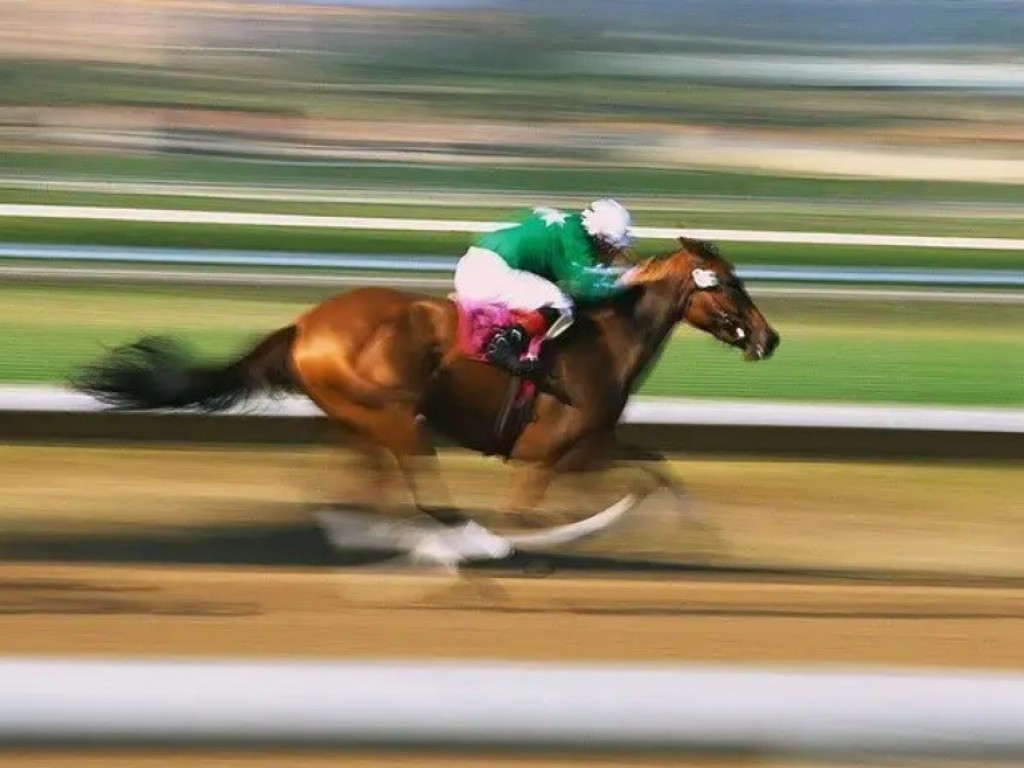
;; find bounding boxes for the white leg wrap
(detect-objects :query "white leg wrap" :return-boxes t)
[447,521,513,559]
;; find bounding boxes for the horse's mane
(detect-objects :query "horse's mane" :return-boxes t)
[679,237,724,261]
[574,237,727,326]
[575,245,683,324]
[581,237,726,328]
[624,237,724,280]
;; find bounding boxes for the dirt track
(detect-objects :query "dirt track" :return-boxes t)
[3,445,1023,765]
[4,562,1024,767]
[5,445,1024,576]
[3,563,1024,668]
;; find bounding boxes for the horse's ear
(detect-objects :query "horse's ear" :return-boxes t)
[677,235,703,257]
[677,235,719,261]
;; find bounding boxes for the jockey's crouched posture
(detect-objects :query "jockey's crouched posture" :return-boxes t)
[454,198,635,377]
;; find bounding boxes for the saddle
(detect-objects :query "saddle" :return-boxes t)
[451,296,547,454]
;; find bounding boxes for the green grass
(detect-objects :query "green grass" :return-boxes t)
[3,284,1021,406]
[653,330,1020,404]
[10,150,1024,205]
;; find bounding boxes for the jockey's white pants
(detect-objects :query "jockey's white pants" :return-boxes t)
[454,247,572,312]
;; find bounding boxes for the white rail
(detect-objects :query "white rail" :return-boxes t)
[3,659,1024,755]
[4,387,1022,434]
[3,204,1024,251]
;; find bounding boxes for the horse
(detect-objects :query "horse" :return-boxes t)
[72,236,779,567]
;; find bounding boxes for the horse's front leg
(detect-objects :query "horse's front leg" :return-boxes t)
[614,438,726,559]
[500,426,614,529]
[498,436,650,556]
[614,440,694,518]
[500,463,557,529]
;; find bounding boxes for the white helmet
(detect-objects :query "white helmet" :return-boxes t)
[581,198,632,249]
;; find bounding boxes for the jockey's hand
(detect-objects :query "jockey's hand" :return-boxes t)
[616,265,642,287]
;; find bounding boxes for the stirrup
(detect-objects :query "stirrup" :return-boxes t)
[544,311,574,340]
[533,306,574,341]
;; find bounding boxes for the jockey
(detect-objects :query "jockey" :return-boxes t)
[453,198,635,377]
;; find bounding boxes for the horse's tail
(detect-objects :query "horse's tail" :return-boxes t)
[71,326,297,412]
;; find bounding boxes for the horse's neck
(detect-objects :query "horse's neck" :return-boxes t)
[602,285,680,395]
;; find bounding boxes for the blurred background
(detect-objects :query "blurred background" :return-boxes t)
[0,0,1022,400]
[0,1,1022,763]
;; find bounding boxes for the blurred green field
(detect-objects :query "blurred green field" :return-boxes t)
[10,150,1024,204]
[4,284,1021,406]
[4,217,1022,272]
[5,151,1021,405]
[6,150,1024,271]
[5,188,1024,240]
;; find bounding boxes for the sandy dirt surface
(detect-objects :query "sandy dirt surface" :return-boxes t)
[3,443,1024,667]
[3,445,1023,765]
[3,563,1024,668]
[3,562,1024,765]
[3,445,1022,576]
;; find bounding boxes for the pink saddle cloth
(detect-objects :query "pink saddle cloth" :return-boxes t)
[451,296,545,363]
[450,296,546,416]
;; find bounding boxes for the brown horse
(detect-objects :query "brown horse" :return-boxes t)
[73,236,779,565]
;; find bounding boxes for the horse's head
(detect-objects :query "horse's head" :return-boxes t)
[628,237,780,361]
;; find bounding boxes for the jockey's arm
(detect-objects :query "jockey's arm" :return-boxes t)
[555,225,631,302]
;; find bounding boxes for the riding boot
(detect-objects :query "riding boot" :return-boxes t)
[517,306,573,340]
[484,324,540,378]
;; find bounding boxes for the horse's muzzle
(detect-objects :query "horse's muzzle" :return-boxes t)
[745,327,780,361]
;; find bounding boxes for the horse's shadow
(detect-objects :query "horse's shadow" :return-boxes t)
[0,517,705,573]
[3,513,1024,591]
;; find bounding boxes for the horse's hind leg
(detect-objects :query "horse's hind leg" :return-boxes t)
[324,426,393,512]
[309,401,498,567]
[385,417,513,566]
[313,427,398,553]
[389,420,461,525]
[312,399,512,568]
